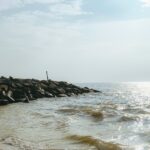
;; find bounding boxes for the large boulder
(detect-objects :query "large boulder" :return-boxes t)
[57,94,67,97]
[0,84,9,92]
[13,89,26,99]
[57,88,66,94]
[0,99,9,105]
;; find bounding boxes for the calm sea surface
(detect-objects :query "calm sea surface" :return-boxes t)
[0,83,150,150]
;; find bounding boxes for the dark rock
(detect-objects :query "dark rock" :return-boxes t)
[48,82,58,89]
[13,89,26,99]
[7,96,15,103]
[0,85,9,92]
[58,81,69,87]
[57,94,67,97]
[45,91,53,98]
[57,88,66,94]
[14,83,23,88]
[0,79,9,85]
[0,99,9,105]
[0,76,100,105]
[24,95,30,103]
[40,83,48,89]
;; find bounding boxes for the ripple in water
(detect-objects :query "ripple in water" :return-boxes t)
[66,135,123,150]
[0,83,150,149]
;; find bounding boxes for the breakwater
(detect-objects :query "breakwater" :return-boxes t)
[0,77,99,105]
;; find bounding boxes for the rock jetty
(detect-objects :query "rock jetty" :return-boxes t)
[0,76,99,106]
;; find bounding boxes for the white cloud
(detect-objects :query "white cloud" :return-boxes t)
[1,0,150,82]
[0,14,150,82]
[0,11,84,80]
[0,0,62,10]
[0,0,87,17]
[141,0,150,7]
[23,0,65,4]
[0,0,21,11]
[49,0,86,16]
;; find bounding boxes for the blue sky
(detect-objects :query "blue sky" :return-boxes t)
[1,0,150,20]
[0,0,150,82]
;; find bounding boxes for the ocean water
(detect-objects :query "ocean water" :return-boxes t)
[0,83,150,150]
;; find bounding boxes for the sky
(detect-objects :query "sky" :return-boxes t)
[0,0,150,83]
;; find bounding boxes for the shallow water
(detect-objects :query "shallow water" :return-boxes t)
[0,83,150,150]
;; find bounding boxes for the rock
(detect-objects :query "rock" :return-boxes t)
[82,87,91,93]
[7,90,15,102]
[92,89,100,93]
[0,99,9,105]
[57,94,67,97]
[0,76,100,105]
[57,88,66,94]
[0,79,9,85]
[40,83,48,90]
[67,93,75,97]
[44,91,53,98]
[48,82,58,89]
[13,89,26,99]
[0,85,9,92]
[58,81,69,87]
[41,80,49,85]
[14,82,23,88]
[24,94,30,103]
[7,96,15,103]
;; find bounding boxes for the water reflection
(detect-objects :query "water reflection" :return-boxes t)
[0,83,150,149]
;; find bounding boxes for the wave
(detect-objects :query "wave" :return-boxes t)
[66,135,122,150]
[0,136,51,150]
[31,112,53,119]
[58,108,79,114]
[118,115,140,122]
[81,108,104,120]
[58,107,104,120]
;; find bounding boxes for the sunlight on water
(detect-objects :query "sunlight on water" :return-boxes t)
[0,82,150,149]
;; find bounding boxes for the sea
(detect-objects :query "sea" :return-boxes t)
[0,82,150,150]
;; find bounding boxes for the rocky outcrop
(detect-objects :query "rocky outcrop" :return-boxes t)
[0,76,99,105]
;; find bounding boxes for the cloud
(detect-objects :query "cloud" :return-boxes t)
[49,0,87,16]
[23,0,65,4]
[0,0,21,11]
[0,0,87,17]
[141,0,150,7]
[0,17,150,82]
[0,0,62,11]
[0,0,150,82]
